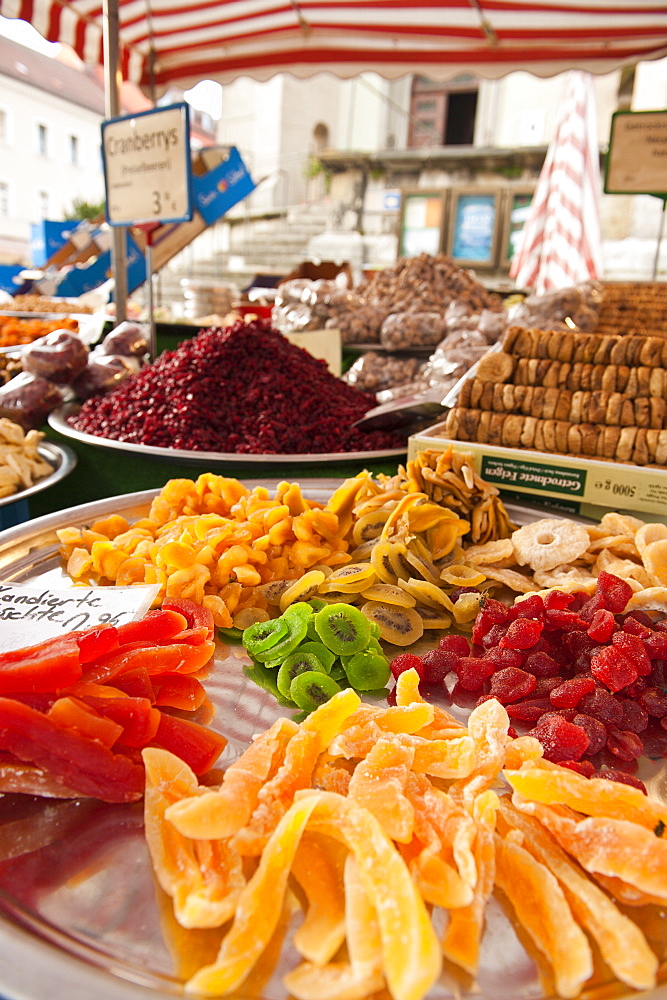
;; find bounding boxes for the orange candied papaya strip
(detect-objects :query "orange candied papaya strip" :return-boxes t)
[494,832,593,999]
[143,748,245,929]
[165,716,299,840]
[518,801,667,901]
[497,798,658,991]
[290,830,347,966]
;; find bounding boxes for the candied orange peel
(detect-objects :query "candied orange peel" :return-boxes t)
[142,671,666,1000]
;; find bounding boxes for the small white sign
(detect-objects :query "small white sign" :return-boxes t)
[102,102,193,226]
[0,583,161,653]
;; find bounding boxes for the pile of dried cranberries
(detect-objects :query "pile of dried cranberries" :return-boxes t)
[71,320,404,454]
[390,571,667,789]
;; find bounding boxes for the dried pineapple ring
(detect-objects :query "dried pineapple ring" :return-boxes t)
[634,521,667,556]
[439,564,487,587]
[641,538,667,586]
[511,518,590,573]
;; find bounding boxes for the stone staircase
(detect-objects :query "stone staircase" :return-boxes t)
[153,203,338,310]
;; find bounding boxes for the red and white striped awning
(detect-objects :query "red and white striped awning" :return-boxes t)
[1,1,666,95]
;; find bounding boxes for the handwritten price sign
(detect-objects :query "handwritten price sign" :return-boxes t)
[102,102,193,226]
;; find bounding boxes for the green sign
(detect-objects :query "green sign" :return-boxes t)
[481,457,587,496]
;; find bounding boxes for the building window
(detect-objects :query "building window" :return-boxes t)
[36,123,48,156]
[0,182,9,218]
[69,134,79,165]
[408,76,478,148]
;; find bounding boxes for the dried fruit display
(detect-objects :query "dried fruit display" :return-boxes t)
[143,674,665,1000]
[69,319,403,454]
[0,315,79,349]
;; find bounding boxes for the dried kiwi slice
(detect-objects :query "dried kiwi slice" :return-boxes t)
[244,661,295,708]
[242,617,289,656]
[251,612,308,663]
[276,651,326,698]
[314,602,371,656]
[282,602,315,622]
[290,670,342,712]
[343,649,391,691]
[360,600,424,646]
[295,641,336,672]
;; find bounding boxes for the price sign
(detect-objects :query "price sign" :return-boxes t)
[604,109,667,196]
[102,102,193,226]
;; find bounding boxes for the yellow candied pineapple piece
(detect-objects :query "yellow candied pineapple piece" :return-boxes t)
[290,831,347,965]
[503,763,667,832]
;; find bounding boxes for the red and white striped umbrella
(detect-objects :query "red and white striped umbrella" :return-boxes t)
[510,70,603,295]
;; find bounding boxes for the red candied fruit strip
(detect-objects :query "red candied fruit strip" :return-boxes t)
[586,609,617,643]
[651,660,667,688]
[470,598,509,645]
[389,653,424,681]
[545,608,589,631]
[533,676,564,697]
[438,635,471,657]
[578,687,624,726]
[549,675,596,709]
[481,623,510,648]
[572,712,608,755]
[606,727,644,762]
[611,631,652,676]
[528,712,590,763]
[455,656,496,691]
[488,666,536,704]
[499,618,544,651]
[620,615,653,638]
[596,571,634,613]
[598,770,647,794]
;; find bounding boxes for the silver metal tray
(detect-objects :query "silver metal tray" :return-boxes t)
[48,404,408,465]
[0,442,77,509]
[0,485,664,1000]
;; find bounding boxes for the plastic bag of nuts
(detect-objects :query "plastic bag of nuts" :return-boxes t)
[342,351,427,393]
[326,304,388,344]
[380,311,448,349]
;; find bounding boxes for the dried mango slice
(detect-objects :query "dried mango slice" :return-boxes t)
[498,799,658,991]
[143,748,244,929]
[394,667,466,731]
[291,831,347,965]
[494,833,593,999]
[347,737,415,843]
[304,791,442,1000]
[503,763,667,832]
[519,802,667,900]
[185,790,321,996]
[166,717,298,839]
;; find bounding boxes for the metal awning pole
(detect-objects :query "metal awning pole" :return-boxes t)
[103,0,128,324]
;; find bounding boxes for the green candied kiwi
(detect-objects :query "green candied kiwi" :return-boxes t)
[248,613,308,664]
[282,602,315,622]
[314,602,371,657]
[277,650,329,698]
[244,661,296,708]
[242,617,288,656]
[306,598,328,612]
[342,648,391,691]
[294,641,336,672]
[290,670,342,713]
[217,626,244,642]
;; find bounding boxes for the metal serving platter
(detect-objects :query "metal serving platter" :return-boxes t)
[0,484,664,1000]
[0,442,76,509]
[48,404,408,465]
